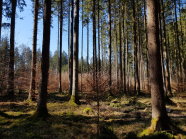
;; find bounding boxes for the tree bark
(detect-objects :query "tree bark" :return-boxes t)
[87,20,89,72]
[68,0,74,96]
[58,0,63,93]
[146,0,170,131]
[29,0,39,101]
[92,0,97,89]
[119,5,123,92]
[7,0,17,98]
[108,0,112,95]
[143,0,150,92]
[0,0,2,43]
[36,0,51,118]
[71,0,79,104]
[160,0,172,96]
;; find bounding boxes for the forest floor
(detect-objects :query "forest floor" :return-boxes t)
[0,91,186,139]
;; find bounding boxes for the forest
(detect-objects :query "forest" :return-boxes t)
[0,0,186,138]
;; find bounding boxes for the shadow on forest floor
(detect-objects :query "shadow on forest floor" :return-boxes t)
[0,92,186,138]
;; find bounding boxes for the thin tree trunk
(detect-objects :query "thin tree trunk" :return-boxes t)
[97,0,101,72]
[71,0,79,104]
[29,0,39,101]
[68,0,74,96]
[160,0,172,96]
[87,20,89,72]
[174,0,182,92]
[143,0,150,92]
[132,0,139,95]
[158,4,167,96]
[119,5,123,92]
[58,0,63,93]
[0,0,2,43]
[36,0,51,118]
[93,0,97,89]
[81,0,83,93]
[136,0,141,94]
[7,0,17,98]
[108,0,112,95]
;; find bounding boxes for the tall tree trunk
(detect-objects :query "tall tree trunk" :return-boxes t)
[158,4,167,96]
[68,0,74,96]
[143,0,150,92]
[92,0,97,89]
[35,0,51,118]
[114,26,118,89]
[29,0,39,101]
[87,20,89,72]
[58,0,63,93]
[174,0,182,92]
[136,0,141,94]
[108,0,112,95]
[123,3,128,93]
[160,0,172,96]
[97,0,101,72]
[70,0,79,104]
[80,0,83,93]
[119,5,123,92]
[132,0,139,95]
[146,0,170,131]
[0,0,2,43]
[7,0,17,98]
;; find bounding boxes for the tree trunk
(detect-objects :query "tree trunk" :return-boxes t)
[87,20,89,72]
[123,3,127,93]
[68,0,74,96]
[146,0,170,132]
[108,0,112,95]
[0,0,2,43]
[97,0,101,72]
[132,0,139,95]
[29,0,39,101]
[58,0,63,93]
[174,0,182,92]
[143,0,150,92]
[35,0,51,118]
[160,0,172,96]
[70,0,79,104]
[92,0,97,89]
[7,0,17,98]
[119,6,123,92]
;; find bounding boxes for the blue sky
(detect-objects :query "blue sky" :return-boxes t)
[2,0,93,58]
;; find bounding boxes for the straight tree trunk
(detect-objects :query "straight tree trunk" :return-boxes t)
[93,0,97,88]
[87,20,89,72]
[29,0,39,101]
[119,6,123,92]
[132,0,139,95]
[68,0,74,96]
[58,0,63,93]
[80,0,83,93]
[143,0,150,92]
[174,0,182,92]
[108,0,112,95]
[136,0,141,94]
[158,5,167,96]
[7,0,17,98]
[146,0,170,131]
[35,0,51,118]
[0,0,2,42]
[160,0,172,96]
[70,0,79,104]
[97,0,101,72]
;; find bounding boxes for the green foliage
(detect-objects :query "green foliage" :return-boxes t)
[82,107,93,115]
